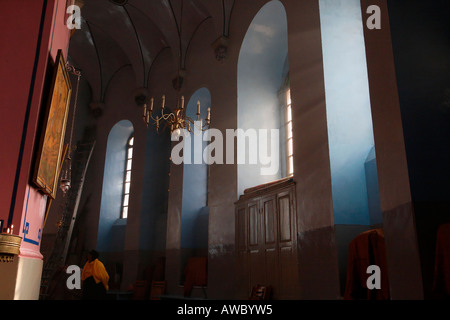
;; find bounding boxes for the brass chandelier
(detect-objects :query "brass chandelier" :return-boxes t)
[141,0,210,138]
[142,93,210,138]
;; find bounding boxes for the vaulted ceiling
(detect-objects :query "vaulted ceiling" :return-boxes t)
[69,0,235,103]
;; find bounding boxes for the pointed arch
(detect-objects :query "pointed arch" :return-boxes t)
[237,0,288,196]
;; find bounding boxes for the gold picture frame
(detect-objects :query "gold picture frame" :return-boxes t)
[33,50,72,199]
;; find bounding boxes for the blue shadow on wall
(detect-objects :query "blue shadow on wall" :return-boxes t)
[180,88,211,264]
[319,0,381,226]
[139,120,171,253]
[365,147,383,226]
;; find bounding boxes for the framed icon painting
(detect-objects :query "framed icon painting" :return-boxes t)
[33,50,72,199]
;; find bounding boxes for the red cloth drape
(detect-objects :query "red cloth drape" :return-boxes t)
[344,229,390,300]
[433,223,450,297]
[183,257,207,297]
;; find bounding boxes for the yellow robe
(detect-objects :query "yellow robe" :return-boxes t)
[81,259,110,291]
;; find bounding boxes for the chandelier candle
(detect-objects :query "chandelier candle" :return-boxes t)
[143,94,211,136]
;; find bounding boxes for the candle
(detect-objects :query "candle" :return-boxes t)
[150,97,154,113]
[181,96,185,109]
[197,100,201,115]
[207,108,211,124]
[142,104,147,119]
[146,110,150,126]
[10,224,13,234]
[161,95,166,110]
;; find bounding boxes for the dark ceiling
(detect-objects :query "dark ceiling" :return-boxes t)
[69,0,235,103]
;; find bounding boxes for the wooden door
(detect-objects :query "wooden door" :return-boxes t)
[247,200,265,288]
[235,180,298,299]
[260,194,279,296]
[277,188,298,298]
[235,204,248,297]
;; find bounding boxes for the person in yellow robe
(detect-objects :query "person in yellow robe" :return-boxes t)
[81,250,110,300]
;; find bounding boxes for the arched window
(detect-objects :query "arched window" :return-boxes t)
[278,73,293,178]
[284,88,294,177]
[237,0,289,195]
[98,120,133,253]
[121,135,134,219]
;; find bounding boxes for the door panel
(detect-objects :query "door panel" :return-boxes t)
[237,207,246,254]
[248,203,259,247]
[249,249,265,287]
[277,189,298,298]
[278,195,292,243]
[265,247,278,295]
[263,198,276,245]
[247,201,265,289]
[261,195,278,295]
[279,246,297,298]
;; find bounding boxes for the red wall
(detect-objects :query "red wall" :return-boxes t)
[0,0,71,259]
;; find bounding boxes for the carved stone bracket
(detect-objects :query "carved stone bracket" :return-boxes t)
[89,101,105,118]
[133,87,149,106]
[212,36,229,62]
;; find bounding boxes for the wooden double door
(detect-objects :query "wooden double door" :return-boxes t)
[235,180,299,299]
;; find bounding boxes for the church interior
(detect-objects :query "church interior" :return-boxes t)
[0,0,449,301]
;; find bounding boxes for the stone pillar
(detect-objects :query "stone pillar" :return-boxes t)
[360,0,423,299]
[285,0,341,299]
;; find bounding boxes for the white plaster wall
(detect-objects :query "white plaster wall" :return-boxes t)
[319,0,375,225]
[0,256,43,300]
[14,257,43,300]
[237,0,288,196]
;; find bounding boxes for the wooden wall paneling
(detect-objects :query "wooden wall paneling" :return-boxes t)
[277,188,298,298]
[235,205,248,298]
[262,194,279,297]
[247,200,265,290]
[235,180,298,299]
